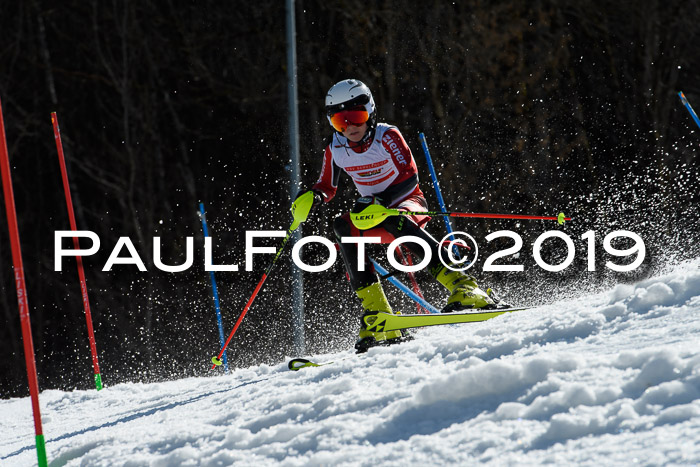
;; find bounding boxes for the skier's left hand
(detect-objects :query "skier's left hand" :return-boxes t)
[351,195,387,213]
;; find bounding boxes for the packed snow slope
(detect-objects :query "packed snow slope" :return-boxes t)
[2,260,699,466]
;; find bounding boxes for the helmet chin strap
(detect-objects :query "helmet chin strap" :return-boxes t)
[358,126,375,144]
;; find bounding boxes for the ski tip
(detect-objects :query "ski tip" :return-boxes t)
[288,358,320,371]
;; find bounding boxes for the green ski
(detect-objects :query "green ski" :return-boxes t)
[288,307,530,370]
[363,307,530,333]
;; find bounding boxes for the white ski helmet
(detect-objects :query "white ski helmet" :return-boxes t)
[325,79,377,134]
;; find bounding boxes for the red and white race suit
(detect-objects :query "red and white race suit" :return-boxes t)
[312,123,425,209]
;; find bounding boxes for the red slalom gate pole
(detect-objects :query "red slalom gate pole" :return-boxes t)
[1,99,49,466]
[50,112,103,391]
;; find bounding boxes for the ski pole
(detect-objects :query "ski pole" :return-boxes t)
[211,221,297,369]
[351,204,571,230]
[678,91,700,130]
[418,211,569,222]
[51,112,103,391]
[198,203,229,373]
[419,133,459,259]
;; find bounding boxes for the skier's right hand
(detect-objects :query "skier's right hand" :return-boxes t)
[291,190,323,230]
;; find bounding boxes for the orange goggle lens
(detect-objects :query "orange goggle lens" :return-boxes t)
[329,109,369,132]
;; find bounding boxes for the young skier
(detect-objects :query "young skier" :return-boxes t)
[292,79,497,350]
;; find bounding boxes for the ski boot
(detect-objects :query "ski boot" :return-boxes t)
[433,266,496,313]
[355,282,403,352]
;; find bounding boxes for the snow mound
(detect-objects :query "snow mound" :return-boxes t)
[1,260,699,466]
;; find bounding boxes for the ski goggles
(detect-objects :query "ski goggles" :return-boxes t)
[328,107,369,133]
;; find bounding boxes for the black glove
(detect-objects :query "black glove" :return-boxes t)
[350,195,386,214]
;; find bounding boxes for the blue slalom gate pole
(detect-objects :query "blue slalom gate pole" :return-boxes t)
[418,133,460,259]
[371,260,440,314]
[198,203,229,373]
[678,91,700,130]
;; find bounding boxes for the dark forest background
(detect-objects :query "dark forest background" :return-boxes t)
[1,1,698,398]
